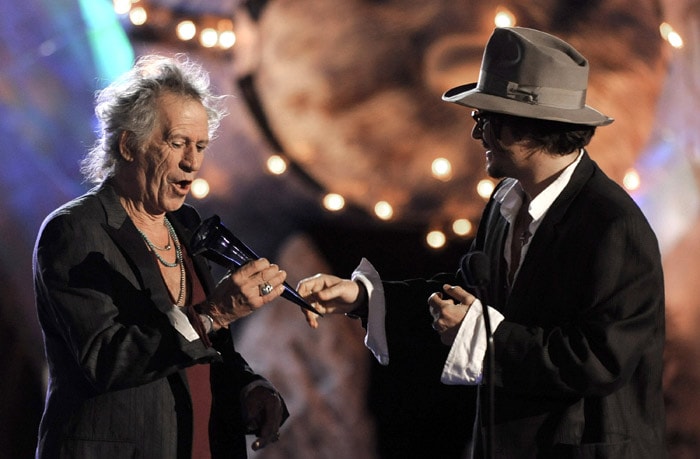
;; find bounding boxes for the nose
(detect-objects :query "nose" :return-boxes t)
[180,146,201,173]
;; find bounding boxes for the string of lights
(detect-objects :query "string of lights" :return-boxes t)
[113,0,686,250]
[114,0,238,52]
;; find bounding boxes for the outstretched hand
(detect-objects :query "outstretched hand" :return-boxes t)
[296,273,364,328]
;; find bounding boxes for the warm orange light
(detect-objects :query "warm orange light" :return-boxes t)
[129,6,148,26]
[113,0,132,15]
[219,30,236,49]
[199,28,219,48]
[660,22,684,48]
[431,157,453,181]
[426,230,447,249]
[176,20,197,41]
[494,7,516,27]
[266,155,287,175]
[374,201,394,220]
[477,179,495,199]
[452,218,473,236]
[191,178,210,199]
[623,169,641,192]
[323,193,345,212]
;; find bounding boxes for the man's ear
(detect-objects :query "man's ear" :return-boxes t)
[118,131,134,162]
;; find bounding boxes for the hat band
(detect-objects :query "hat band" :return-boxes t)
[477,70,587,109]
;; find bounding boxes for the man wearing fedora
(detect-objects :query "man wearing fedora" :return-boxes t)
[297,27,666,458]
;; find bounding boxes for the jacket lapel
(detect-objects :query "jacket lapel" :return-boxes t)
[506,152,596,312]
[475,186,511,312]
[96,183,176,316]
[167,211,215,296]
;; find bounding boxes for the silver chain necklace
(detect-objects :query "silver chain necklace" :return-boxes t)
[136,218,186,306]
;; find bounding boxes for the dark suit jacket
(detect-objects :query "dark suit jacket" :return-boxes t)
[382,153,666,458]
[34,182,272,459]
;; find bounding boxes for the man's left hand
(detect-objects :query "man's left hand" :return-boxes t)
[242,385,284,451]
[428,284,475,345]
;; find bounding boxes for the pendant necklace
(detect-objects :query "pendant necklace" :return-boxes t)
[136,218,186,306]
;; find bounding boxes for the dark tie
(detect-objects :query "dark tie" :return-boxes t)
[508,194,532,285]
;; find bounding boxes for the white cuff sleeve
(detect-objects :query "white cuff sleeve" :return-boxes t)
[441,300,504,385]
[352,258,389,365]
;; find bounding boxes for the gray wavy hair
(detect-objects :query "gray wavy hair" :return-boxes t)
[80,54,227,184]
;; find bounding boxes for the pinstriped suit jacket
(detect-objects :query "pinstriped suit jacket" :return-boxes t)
[34,182,267,459]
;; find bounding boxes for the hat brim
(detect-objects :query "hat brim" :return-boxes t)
[443,83,613,127]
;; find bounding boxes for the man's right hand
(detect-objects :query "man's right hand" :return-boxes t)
[206,258,286,329]
[296,274,364,328]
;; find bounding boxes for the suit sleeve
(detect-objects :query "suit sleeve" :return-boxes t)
[380,273,459,371]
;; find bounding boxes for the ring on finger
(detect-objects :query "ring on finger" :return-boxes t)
[259,282,274,296]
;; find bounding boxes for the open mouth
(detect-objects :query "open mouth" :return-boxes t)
[174,180,192,193]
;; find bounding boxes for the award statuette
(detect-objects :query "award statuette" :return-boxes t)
[191,215,322,316]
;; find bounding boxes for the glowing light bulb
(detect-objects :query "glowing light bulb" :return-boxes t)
[191,178,210,199]
[660,22,684,48]
[494,8,516,28]
[668,31,683,48]
[323,193,345,212]
[659,22,673,39]
[426,230,447,249]
[431,157,453,181]
[477,179,495,199]
[374,201,394,220]
[113,0,132,15]
[129,6,147,26]
[176,21,197,41]
[219,30,236,49]
[266,155,287,175]
[623,169,641,191]
[200,28,219,48]
[452,218,473,236]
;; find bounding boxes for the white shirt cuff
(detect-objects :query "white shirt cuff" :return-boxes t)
[441,299,504,385]
[352,258,389,365]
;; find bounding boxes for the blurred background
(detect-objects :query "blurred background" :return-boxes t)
[1,0,699,457]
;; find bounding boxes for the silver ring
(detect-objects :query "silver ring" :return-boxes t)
[259,282,274,296]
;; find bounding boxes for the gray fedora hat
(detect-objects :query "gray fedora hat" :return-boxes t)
[443,27,613,126]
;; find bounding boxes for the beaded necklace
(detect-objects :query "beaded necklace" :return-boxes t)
[136,218,186,306]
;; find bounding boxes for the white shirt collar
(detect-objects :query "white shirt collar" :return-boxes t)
[494,149,584,285]
[495,149,584,225]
